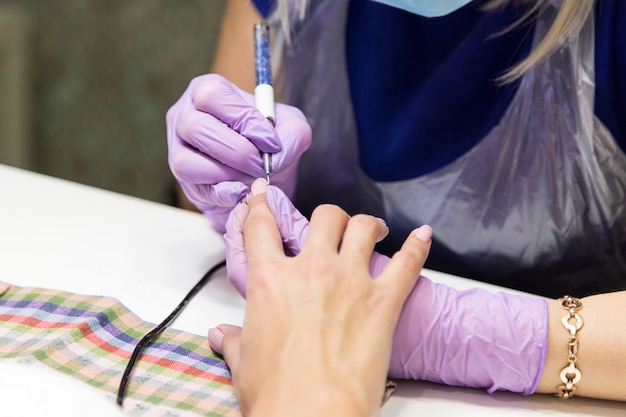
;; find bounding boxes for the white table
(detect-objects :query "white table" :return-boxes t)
[0,164,622,416]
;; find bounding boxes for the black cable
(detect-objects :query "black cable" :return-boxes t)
[116,259,227,406]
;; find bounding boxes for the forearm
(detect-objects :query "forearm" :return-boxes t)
[391,278,626,401]
[211,0,260,92]
[536,291,626,401]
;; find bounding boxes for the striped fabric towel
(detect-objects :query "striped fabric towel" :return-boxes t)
[0,282,240,417]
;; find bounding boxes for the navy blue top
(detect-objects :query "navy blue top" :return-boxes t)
[253,0,626,181]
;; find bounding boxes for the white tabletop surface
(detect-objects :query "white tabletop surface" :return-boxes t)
[0,164,622,416]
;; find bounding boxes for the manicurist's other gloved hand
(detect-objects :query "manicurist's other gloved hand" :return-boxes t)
[224,180,310,297]
[212,178,431,417]
[166,74,312,232]
[224,181,549,396]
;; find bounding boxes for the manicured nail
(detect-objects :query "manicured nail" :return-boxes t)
[377,218,389,242]
[415,225,432,243]
[208,327,224,354]
[251,178,268,196]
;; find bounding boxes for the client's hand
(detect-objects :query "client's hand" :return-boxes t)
[222,181,549,398]
[209,179,432,417]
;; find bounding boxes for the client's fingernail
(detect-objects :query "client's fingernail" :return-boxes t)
[415,225,432,243]
[208,327,224,354]
[251,178,268,196]
[377,218,389,242]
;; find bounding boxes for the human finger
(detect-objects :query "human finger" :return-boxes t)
[174,102,268,178]
[225,184,311,298]
[377,225,433,302]
[180,181,249,212]
[169,137,253,186]
[208,325,241,373]
[268,105,312,173]
[191,74,281,154]
[225,202,251,297]
[339,214,389,269]
[264,186,309,257]
[303,204,350,254]
[243,179,286,267]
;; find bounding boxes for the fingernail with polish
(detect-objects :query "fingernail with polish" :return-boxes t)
[251,178,268,196]
[208,327,224,354]
[377,218,389,242]
[415,225,433,243]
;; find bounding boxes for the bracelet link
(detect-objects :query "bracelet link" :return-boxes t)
[555,296,584,399]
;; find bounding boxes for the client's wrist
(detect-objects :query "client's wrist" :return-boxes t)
[246,381,375,417]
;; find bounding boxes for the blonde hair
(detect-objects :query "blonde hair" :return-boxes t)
[275,0,595,83]
[484,0,595,83]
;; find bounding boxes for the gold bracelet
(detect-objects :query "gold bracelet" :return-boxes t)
[555,296,584,398]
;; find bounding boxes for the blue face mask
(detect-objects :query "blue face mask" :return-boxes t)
[371,0,475,17]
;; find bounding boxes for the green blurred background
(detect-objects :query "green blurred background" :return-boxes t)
[0,0,226,205]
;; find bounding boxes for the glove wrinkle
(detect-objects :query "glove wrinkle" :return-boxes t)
[390,279,548,395]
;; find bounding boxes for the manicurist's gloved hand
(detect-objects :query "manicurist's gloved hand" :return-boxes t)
[224,180,549,395]
[224,181,309,296]
[166,74,312,232]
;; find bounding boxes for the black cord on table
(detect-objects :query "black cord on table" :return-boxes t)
[116,259,227,406]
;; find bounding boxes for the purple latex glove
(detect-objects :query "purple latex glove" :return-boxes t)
[367,256,549,394]
[224,182,309,296]
[224,182,549,394]
[381,265,548,394]
[166,74,312,232]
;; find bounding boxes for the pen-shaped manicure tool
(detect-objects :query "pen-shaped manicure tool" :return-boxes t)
[253,21,274,184]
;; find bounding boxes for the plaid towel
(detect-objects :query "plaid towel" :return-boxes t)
[0,282,240,417]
